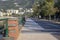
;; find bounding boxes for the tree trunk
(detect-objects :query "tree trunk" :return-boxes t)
[49,14,51,20]
[54,15,56,21]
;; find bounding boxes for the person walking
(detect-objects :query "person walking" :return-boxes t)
[22,16,26,26]
[20,15,26,26]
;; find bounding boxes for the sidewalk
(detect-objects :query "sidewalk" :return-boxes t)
[17,26,58,40]
[17,32,58,40]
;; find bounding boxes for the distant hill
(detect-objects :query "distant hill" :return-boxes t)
[0,0,34,10]
[15,0,34,8]
[0,0,16,9]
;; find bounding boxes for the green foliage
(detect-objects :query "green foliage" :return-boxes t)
[55,0,60,10]
[32,0,56,17]
[41,0,56,16]
[32,0,42,16]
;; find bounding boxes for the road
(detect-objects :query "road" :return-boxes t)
[17,18,60,40]
[22,18,60,33]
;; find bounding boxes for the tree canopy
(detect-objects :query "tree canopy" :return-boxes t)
[32,0,56,17]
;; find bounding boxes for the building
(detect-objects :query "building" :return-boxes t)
[25,8,33,13]
[0,11,7,16]
[6,9,19,14]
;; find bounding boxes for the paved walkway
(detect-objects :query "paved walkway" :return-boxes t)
[17,18,59,40]
[17,33,58,40]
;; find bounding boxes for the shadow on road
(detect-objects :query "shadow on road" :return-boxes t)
[31,18,60,29]
[51,32,60,40]
[31,18,60,40]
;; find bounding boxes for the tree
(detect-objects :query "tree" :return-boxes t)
[32,0,43,18]
[55,0,60,9]
[32,0,56,19]
[41,0,56,19]
[54,0,60,20]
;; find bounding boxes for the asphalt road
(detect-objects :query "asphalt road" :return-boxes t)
[21,18,60,33]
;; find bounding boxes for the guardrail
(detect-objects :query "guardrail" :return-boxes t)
[0,37,14,40]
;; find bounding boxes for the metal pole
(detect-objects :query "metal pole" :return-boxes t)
[6,19,8,37]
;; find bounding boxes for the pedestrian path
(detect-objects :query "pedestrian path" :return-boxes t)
[17,18,58,40]
[17,33,58,40]
[21,18,44,32]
